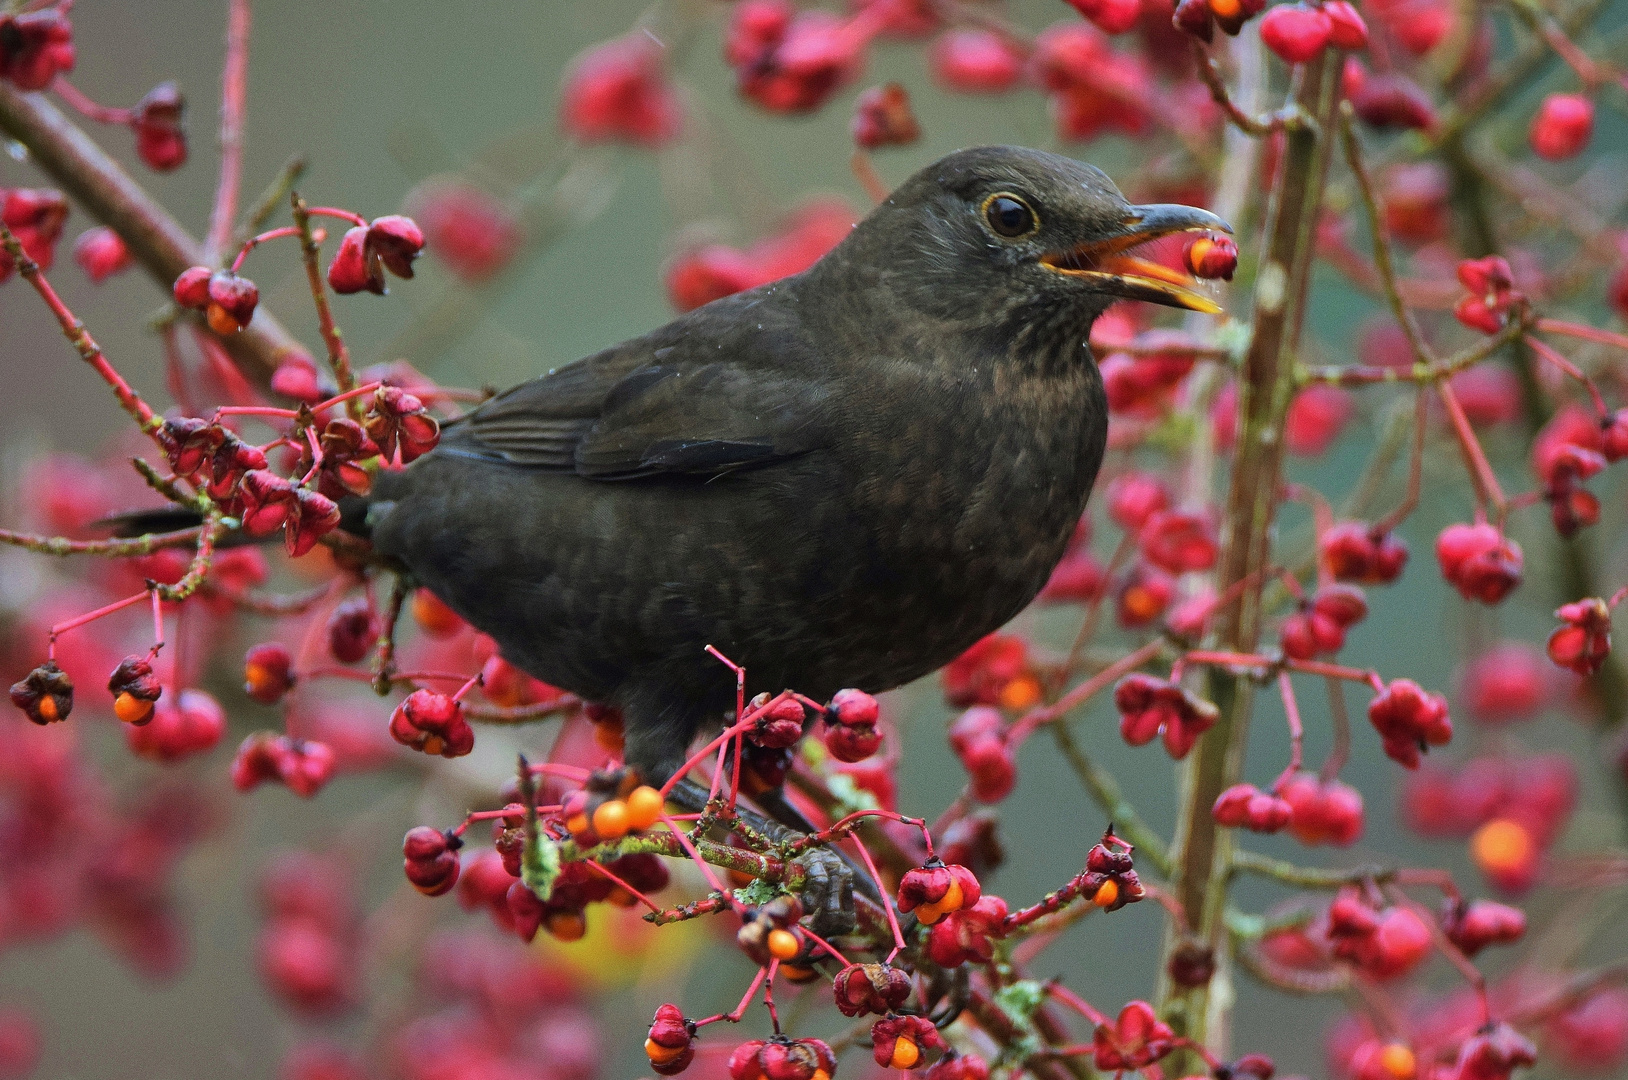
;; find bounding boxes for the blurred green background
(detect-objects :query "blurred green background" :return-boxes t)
[3,2,1627,1078]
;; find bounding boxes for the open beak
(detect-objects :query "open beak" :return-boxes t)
[1040,204,1232,314]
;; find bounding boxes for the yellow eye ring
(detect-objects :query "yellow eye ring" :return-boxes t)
[981,192,1039,238]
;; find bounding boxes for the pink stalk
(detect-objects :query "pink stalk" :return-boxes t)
[1525,336,1608,416]
[694,967,767,1028]
[1044,982,1109,1027]
[48,589,151,657]
[1436,380,1507,519]
[50,78,131,125]
[1272,671,1305,792]
[582,859,662,913]
[229,225,302,273]
[850,836,906,962]
[798,926,853,968]
[205,0,251,264]
[0,222,162,442]
[659,813,731,896]
[1537,316,1628,354]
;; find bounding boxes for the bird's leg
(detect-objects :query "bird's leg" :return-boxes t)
[667,778,863,939]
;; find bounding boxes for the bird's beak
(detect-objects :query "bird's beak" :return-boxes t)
[1040,204,1232,314]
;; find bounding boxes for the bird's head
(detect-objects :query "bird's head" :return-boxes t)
[828,146,1230,335]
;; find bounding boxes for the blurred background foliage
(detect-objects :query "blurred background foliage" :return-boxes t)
[2,1,1627,1078]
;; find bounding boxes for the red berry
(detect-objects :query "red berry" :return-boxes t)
[402,826,462,896]
[829,687,880,728]
[1212,783,1292,832]
[1113,673,1219,759]
[126,688,226,762]
[1460,642,1548,724]
[1107,472,1170,531]
[1067,0,1143,35]
[1350,71,1437,131]
[1545,989,1628,1074]
[1321,521,1409,584]
[1548,597,1612,675]
[231,732,337,798]
[205,270,259,332]
[404,179,521,282]
[833,962,912,1017]
[1530,92,1593,160]
[1092,1001,1175,1071]
[0,9,75,91]
[131,82,186,171]
[1367,678,1452,768]
[1279,771,1364,846]
[1285,384,1353,457]
[1381,161,1450,243]
[1321,1,1369,48]
[959,734,1017,803]
[72,226,131,283]
[172,265,212,309]
[560,33,681,145]
[1139,509,1218,574]
[1182,234,1238,280]
[825,720,881,762]
[851,82,920,149]
[388,688,474,758]
[325,598,380,664]
[927,30,1024,93]
[1441,898,1526,957]
[1260,4,1333,64]
[1435,522,1522,605]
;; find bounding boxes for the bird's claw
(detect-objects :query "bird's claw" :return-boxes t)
[792,843,856,938]
[666,779,859,938]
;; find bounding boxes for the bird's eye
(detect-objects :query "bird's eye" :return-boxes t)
[983,193,1037,238]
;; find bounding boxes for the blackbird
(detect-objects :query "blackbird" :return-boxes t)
[367,146,1226,787]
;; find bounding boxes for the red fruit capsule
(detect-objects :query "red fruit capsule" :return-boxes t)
[72,226,131,283]
[173,265,213,309]
[0,8,76,91]
[402,826,462,896]
[927,29,1024,93]
[205,270,259,333]
[325,598,381,664]
[644,1003,697,1076]
[1367,678,1452,768]
[1107,472,1170,531]
[1067,0,1143,35]
[560,33,682,146]
[389,688,474,758]
[327,226,380,295]
[851,82,920,149]
[1259,4,1333,64]
[1279,770,1364,846]
[131,81,186,171]
[1322,1,1368,47]
[1183,234,1237,280]
[1350,72,1437,131]
[1530,93,1593,161]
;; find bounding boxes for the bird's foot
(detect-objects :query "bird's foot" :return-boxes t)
[668,779,859,939]
[790,841,857,938]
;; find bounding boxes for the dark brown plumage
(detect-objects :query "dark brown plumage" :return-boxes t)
[366,145,1227,784]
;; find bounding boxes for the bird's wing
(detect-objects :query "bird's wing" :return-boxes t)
[445,308,829,480]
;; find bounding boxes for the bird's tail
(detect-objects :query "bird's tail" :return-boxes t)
[100,495,373,544]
